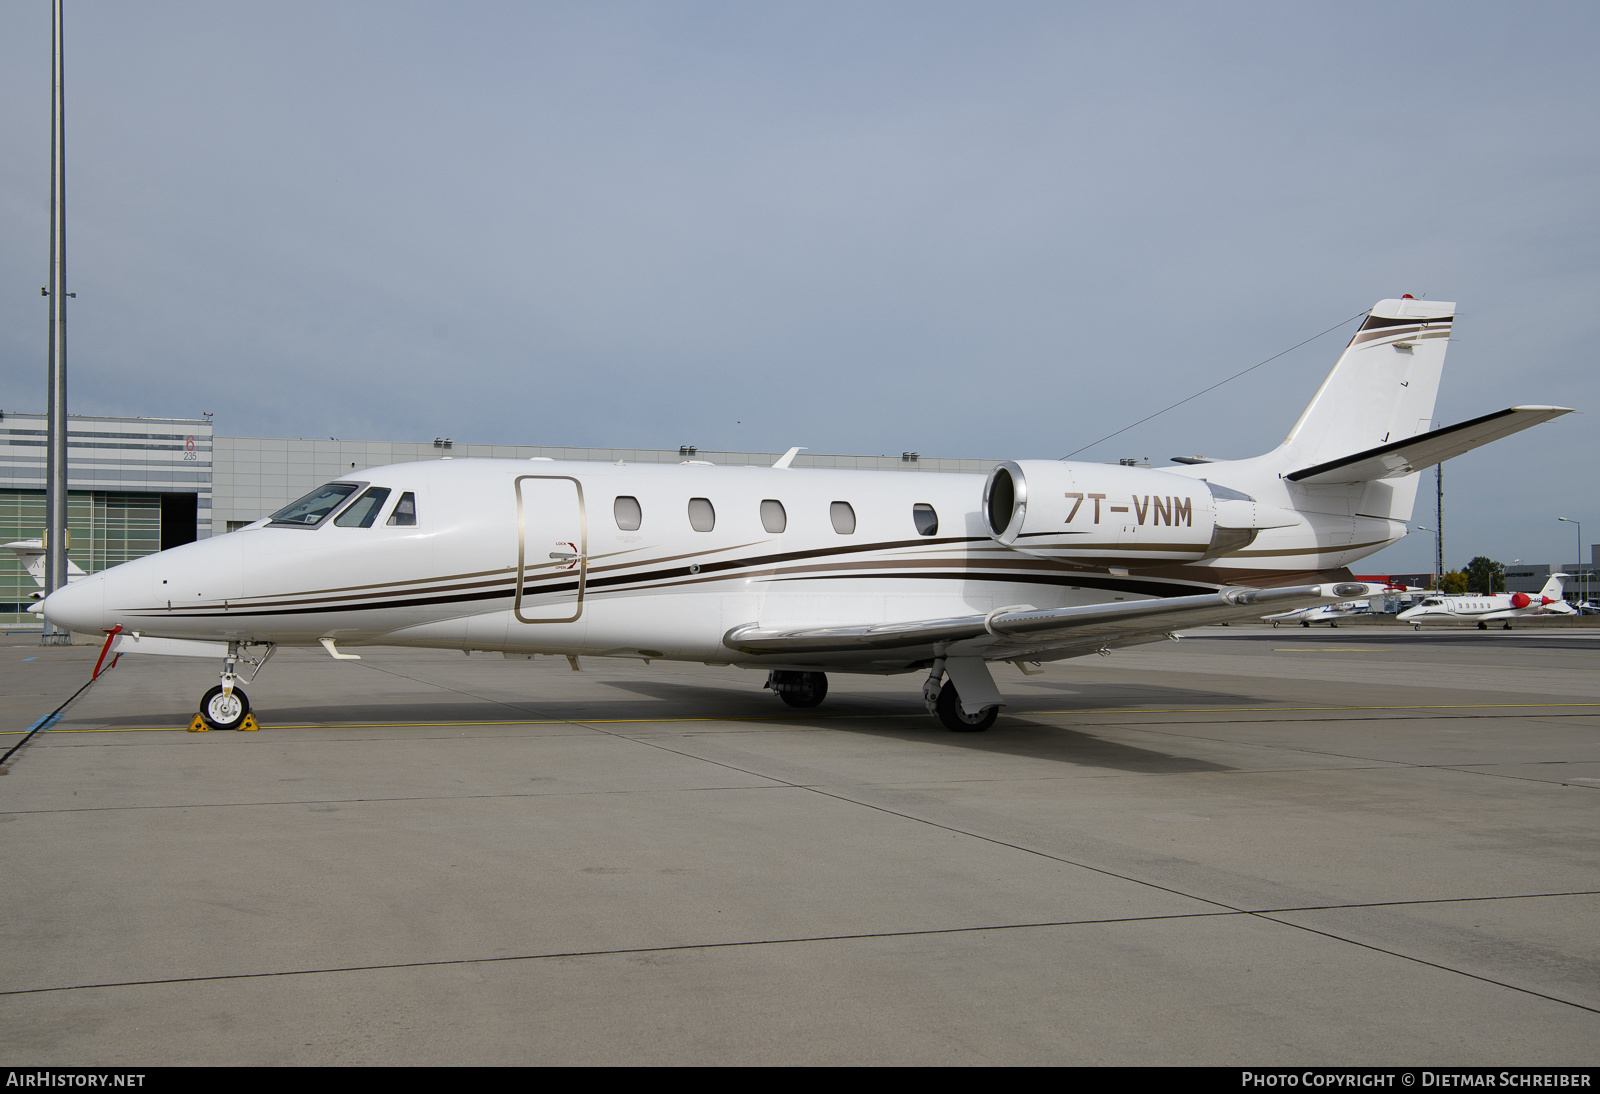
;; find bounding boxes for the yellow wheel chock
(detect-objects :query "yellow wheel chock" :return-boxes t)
[188,713,261,731]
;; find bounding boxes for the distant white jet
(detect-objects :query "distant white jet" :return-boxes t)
[1397,574,1575,630]
[5,539,86,604]
[1264,581,1418,626]
[1264,601,1372,627]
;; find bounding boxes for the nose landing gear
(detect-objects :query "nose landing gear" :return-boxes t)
[198,682,252,730]
[191,642,274,730]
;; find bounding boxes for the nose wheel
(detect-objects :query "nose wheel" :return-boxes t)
[199,683,251,730]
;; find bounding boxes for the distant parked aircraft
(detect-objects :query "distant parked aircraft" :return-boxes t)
[1397,574,1575,629]
[5,539,86,599]
[1264,601,1372,627]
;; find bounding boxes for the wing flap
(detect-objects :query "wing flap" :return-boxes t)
[723,582,1378,656]
[1286,406,1573,485]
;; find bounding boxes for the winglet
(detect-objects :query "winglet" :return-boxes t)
[773,447,805,469]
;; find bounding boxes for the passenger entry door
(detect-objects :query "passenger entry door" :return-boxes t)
[515,475,587,623]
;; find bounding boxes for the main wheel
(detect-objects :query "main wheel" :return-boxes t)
[1300,620,1310,627]
[1477,621,1489,630]
[199,684,250,730]
[934,679,998,733]
[770,670,828,708]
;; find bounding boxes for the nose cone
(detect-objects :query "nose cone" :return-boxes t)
[1397,605,1421,620]
[40,572,107,633]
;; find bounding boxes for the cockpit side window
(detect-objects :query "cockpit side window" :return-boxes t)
[335,487,392,528]
[912,503,938,536]
[269,482,363,528]
[386,492,418,527]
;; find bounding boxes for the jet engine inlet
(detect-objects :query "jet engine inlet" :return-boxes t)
[984,465,1022,540]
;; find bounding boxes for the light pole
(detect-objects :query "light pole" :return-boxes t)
[41,0,71,646]
[1415,525,1442,589]
[1558,517,1582,605]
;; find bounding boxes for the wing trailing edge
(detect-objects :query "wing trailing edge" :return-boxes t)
[723,582,1378,657]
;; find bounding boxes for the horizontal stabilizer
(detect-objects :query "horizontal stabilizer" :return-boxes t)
[1286,406,1574,485]
[724,582,1379,657]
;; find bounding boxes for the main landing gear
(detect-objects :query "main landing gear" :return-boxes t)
[764,657,1005,732]
[766,670,828,708]
[194,642,275,730]
[922,657,1002,732]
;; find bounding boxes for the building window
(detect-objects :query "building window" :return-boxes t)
[913,503,938,536]
[688,497,716,532]
[760,499,786,533]
[830,501,856,535]
[614,496,642,531]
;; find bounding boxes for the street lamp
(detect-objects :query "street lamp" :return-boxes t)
[1558,517,1582,605]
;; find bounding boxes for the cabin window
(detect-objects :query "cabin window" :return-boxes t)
[335,487,392,528]
[913,503,938,536]
[614,496,642,531]
[269,482,362,528]
[760,499,787,533]
[830,501,856,535]
[386,492,418,527]
[688,497,716,532]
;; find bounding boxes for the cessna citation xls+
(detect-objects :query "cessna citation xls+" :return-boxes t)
[40,298,1572,731]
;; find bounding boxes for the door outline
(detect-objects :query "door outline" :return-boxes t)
[514,475,587,624]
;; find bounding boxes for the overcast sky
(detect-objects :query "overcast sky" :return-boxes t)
[1,1,1596,574]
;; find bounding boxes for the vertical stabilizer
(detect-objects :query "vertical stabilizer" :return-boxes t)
[1281,298,1454,474]
[5,539,85,590]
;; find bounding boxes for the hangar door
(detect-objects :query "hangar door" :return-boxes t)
[515,475,587,624]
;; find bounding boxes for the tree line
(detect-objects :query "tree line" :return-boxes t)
[1436,556,1504,595]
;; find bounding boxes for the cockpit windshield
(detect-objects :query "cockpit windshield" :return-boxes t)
[334,487,392,528]
[268,482,363,527]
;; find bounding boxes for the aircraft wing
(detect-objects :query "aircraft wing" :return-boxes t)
[723,581,1376,659]
[1286,406,1574,485]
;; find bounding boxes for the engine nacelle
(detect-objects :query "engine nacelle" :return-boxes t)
[982,461,1301,566]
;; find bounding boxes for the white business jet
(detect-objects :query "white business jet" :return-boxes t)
[6,539,87,598]
[40,298,1573,732]
[1263,601,1373,627]
[1397,574,1574,630]
[1263,581,1415,626]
